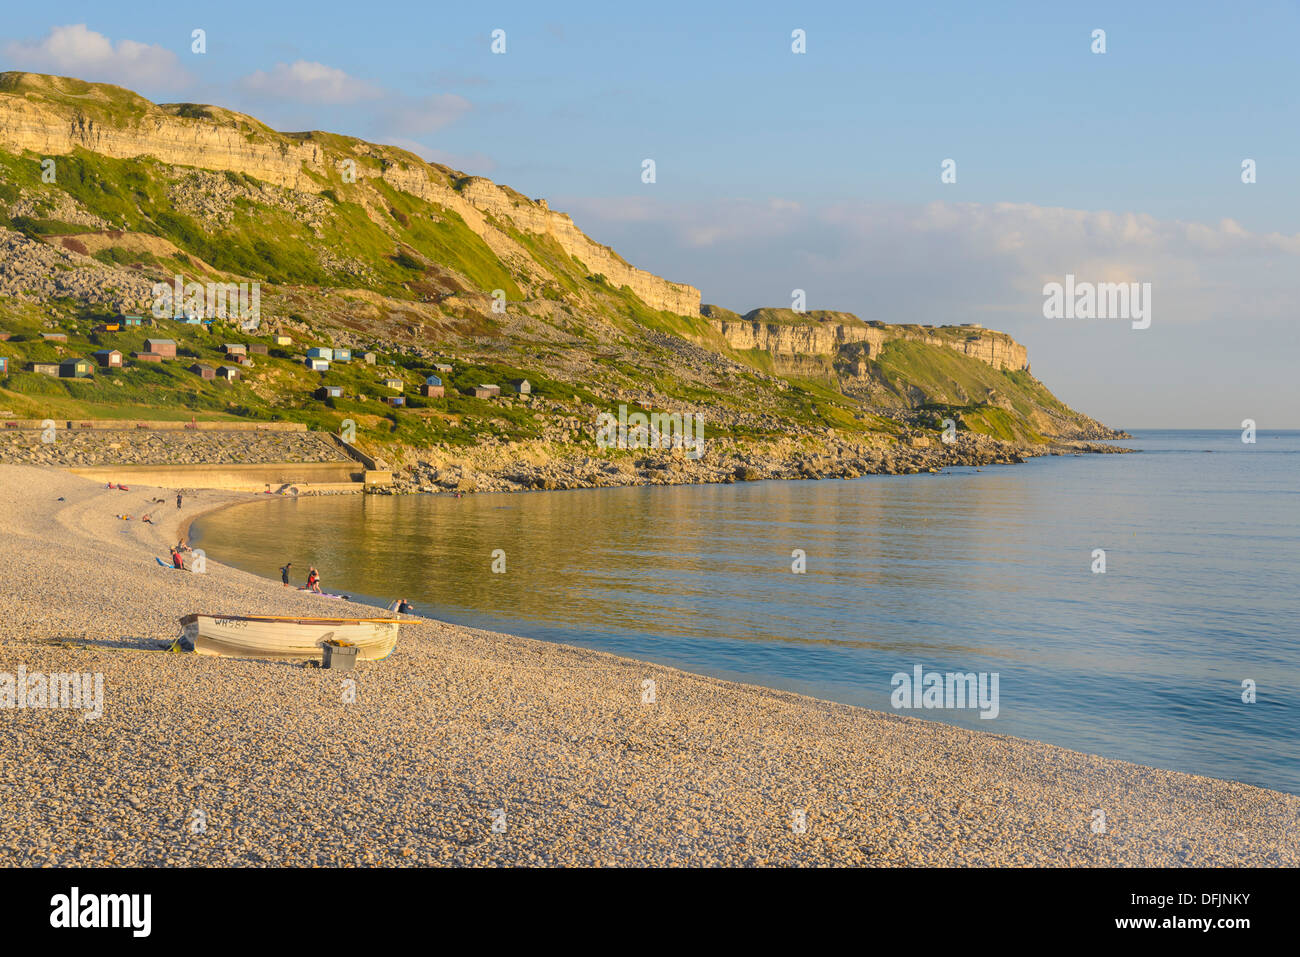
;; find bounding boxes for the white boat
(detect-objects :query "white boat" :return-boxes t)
[180,613,400,661]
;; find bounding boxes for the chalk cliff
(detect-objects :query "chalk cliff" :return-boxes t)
[0,72,1119,446]
[0,72,699,315]
[706,308,1030,373]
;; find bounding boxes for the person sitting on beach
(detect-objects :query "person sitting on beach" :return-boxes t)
[171,548,185,570]
[280,562,293,588]
[141,513,154,524]
[397,599,414,614]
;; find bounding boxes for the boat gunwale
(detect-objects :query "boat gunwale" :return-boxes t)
[180,613,400,626]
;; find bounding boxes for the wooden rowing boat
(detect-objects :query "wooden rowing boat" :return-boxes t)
[179,613,400,661]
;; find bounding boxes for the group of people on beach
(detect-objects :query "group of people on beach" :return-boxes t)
[116,512,155,523]
[170,538,193,570]
[107,486,192,550]
[280,562,323,593]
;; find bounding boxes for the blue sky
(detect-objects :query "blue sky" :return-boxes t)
[3,1,1298,426]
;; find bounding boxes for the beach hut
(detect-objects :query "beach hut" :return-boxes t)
[237,355,254,367]
[512,378,532,395]
[422,383,444,398]
[362,352,377,365]
[474,383,501,399]
[384,396,406,407]
[316,385,343,400]
[93,349,124,368]
[274,335,293,346]
[424,374,443,387]
[216,365,240,381]
[382,377,404,391]
[132,352,163,364]
[31,363,60,376]
[42,333,68,343]
[0,357,8,374]
[307,347,333,361]
[121,316,143,327]
[59,357,93,378]
[144,337,177,358]
[333,348,352,362]
[306,358,329,372]
[248,343,269,355]
[433,362,453,373]
[190,363,215,380]
[223,343,247,356]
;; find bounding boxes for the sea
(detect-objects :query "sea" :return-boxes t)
[190,430,1300,794]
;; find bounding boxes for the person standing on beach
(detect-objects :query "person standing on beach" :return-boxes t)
[280,563,293,587]
[176,492,183,510]
[307,566,321,593]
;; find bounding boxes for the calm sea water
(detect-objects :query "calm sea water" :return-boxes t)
[191,430,1300,794]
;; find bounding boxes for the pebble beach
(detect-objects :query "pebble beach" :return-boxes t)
[0,462,1295,867]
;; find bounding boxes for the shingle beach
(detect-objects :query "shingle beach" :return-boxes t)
[0,463,1295,866]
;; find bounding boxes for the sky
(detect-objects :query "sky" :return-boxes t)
[2,0,1298,427]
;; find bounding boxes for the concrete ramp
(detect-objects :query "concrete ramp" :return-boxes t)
[68,461,366,491]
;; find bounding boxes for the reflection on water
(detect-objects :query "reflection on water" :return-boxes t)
[192,430,1300,793]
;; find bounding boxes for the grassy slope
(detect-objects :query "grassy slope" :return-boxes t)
[0,72,1108,451]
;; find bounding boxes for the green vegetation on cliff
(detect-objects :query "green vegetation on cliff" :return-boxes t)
[0,71,1118,459]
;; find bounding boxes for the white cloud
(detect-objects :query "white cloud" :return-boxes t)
[558,196,1300,326]
[4,24,189,91]
[238,61,381,104]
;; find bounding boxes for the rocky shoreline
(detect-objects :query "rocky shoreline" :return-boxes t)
[381,432,1132,495]
[0,423,1132,496]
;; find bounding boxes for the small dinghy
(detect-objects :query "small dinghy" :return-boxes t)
[179,613,400,661]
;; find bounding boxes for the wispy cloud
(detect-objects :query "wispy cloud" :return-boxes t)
[4,24,190,91]
[557,197,1300,325]
[238,61,381,104]
[232,61,471,153]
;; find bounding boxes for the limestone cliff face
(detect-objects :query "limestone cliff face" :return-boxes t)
[714,317,885,357]
[381,170,700,315]
[0,72,700,316]
[945,331,1028,372]
[0,87,325,190]
[710,310,1030,373]
[457,178,700,315]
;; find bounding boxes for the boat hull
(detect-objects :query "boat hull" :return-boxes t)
[180,614,399,661]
